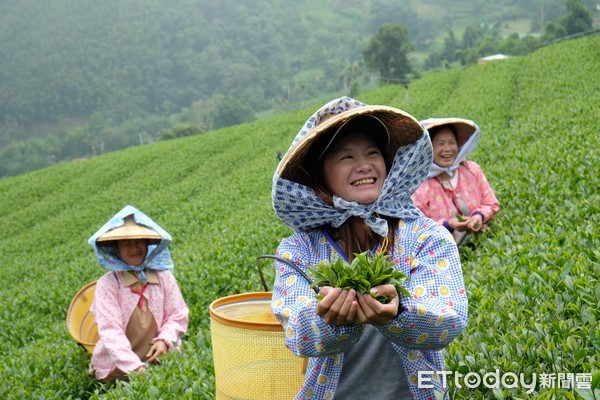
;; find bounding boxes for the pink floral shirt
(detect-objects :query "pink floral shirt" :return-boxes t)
[412,161,500,226]
[90,270,189,379]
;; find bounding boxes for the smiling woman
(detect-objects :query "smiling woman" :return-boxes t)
[322,130,387,205]
[270,96,468,400]
[412,118,500,246]
[115,239,150,266]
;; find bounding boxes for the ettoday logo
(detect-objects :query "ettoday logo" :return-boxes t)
[418,370,593,394]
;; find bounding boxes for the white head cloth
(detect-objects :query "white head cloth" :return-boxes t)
[422,117,480,178]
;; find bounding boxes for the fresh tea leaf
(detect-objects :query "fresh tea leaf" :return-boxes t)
[307,250,410,303]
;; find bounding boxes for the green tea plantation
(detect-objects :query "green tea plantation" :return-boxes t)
[0,35,598,399]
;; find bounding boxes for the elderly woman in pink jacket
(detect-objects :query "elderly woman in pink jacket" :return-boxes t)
[88,205,189,381]
[412,118,500,246]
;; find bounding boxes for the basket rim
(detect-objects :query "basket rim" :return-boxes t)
[209,291,283,332]
[66,280,98,346]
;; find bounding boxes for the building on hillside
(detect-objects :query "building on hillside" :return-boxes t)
[478,54,509,64]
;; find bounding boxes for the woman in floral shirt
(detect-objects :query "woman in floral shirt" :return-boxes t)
[270,97,468,399]
[412,118,500,246]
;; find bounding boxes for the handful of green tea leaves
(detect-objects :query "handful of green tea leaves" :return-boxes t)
[307,250,411,304]
[457,214,480,229]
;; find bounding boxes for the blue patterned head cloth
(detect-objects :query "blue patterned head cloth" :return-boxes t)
[421,117,480,178]
[272,96,433,237]
[88,205,174,284]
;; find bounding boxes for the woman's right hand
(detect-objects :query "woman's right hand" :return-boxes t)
[133,365,147,375]
[316,286,359,325]
[449,217,470,232]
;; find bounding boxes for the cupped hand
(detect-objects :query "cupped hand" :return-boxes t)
[449,217,470,232]
[316,286,359,325]
[355,284,401,325]
[465,214,484,232]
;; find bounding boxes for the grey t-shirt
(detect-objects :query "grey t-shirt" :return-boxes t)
[335,325,411,399]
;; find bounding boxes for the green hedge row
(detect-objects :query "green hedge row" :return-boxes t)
[0,35,598,399]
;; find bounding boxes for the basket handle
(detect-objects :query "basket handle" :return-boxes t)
[255,255,320,294]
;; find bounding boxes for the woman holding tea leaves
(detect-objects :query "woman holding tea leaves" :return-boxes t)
[412,118,500,246]
[88,205,188,381]
[270,97,468,399]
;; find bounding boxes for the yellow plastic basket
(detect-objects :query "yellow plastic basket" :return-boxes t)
[66,280,99,354]
[209,292,305,400]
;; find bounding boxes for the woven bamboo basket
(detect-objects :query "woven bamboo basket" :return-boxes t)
[66,280,99,354]
[209,291,306,399]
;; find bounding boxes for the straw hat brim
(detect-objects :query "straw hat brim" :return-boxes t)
[96,218,161,245]
[278,105,424,185]
[422,118,477,148]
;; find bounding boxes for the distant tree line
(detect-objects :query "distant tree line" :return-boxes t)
[0,0,596,177]
[424,0,594,69]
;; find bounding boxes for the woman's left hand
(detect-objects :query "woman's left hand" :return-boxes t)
[466,214,484,232]
[146,340,168,363]
[355,284,400,325]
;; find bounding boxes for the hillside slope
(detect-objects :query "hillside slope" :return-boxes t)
[0,35,598,399]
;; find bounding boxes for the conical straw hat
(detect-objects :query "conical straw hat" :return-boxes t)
[96,215,161,244]
[278,105,424,185]
[421,118,478,148]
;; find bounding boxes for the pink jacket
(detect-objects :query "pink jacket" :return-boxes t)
[90,270,189,379]
[413,160,500,226]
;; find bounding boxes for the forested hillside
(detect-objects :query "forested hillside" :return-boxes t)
[2,0,591,178]
[0,35,598,399]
